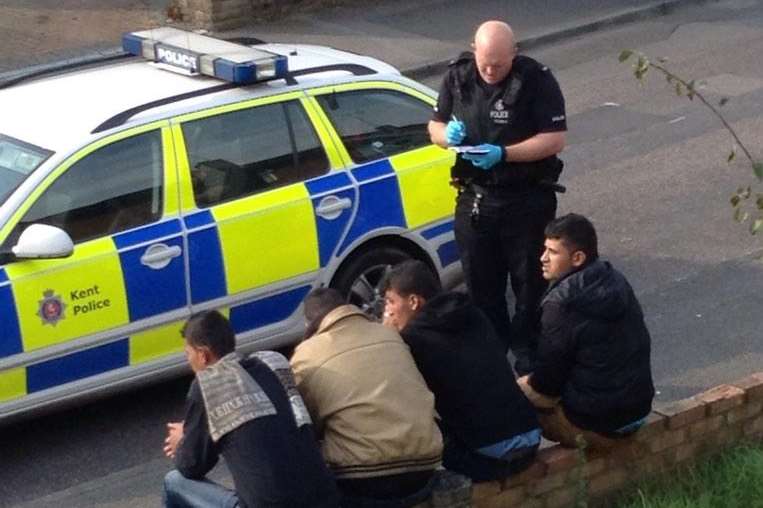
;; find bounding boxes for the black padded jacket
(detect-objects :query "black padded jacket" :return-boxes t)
[528,260,655,434]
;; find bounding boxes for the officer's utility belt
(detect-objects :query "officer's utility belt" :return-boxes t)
[451,157,565,194]
[455,179,565,227]
[454,179,566,197]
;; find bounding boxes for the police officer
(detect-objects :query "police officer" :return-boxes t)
[428,20,567,374]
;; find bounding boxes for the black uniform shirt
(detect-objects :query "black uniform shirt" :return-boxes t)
[433,53,567,186]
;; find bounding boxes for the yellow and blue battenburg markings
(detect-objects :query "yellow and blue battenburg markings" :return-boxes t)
[122,27,288,85]
[0,268,23,359]
[114,219,187,319]
[182,207,314,334]
[338,159,407,253]
[0,217,191,401]
[304,171,356,266]
[0,267,27,403]
[421,220,459,267]
[1,97,460,406]
[0,160,459,404]
[184,209,227,304]
[389,144,459,267]
[333,148,459,269]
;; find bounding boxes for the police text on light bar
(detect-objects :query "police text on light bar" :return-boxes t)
[122,27,288,85]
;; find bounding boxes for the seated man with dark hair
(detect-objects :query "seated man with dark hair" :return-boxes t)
[517,213,655,450]
[162,310,338,508]
[291,287,443,507]
[381,260,541,482]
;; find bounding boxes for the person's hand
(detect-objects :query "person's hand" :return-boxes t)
[382,307,403,331]
[517,375,558,410]
[462,144,504,170]
[382,311,399,330]
[164,421,184,459]
[445,120,466,145]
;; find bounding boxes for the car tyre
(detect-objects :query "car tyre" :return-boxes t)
[331,245,413,317]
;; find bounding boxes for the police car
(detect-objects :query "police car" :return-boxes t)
[0,28,460,422]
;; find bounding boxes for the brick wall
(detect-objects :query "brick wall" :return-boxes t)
[168,0,347,30]
[422,372,763,507]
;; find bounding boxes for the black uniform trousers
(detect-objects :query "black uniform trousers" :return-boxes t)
[454,186,556,374]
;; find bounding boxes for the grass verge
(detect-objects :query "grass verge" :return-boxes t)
[615,443,763,508]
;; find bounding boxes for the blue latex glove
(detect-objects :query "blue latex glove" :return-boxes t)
[445,120,466,146]
[462,144,504,170]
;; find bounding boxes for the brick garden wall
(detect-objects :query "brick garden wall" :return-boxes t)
[168,0,350,30]
[425,372,763,507]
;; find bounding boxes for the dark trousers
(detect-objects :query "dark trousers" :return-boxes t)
[454,188,556,374]
[337,471,435,508]
[442,433,537,483]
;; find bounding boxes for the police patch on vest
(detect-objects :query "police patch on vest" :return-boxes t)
[490,99,510,124]
[38,289,66,326]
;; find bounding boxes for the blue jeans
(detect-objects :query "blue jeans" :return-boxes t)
[163,470,240,508]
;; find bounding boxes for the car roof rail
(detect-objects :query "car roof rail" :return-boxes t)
[0,52,135,90]
[91,62,378,134]
[91,82,238,134]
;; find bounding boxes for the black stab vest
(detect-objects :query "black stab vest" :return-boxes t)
[447,52,563,188]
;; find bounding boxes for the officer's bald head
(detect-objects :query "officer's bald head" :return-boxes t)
[473,20,517,85]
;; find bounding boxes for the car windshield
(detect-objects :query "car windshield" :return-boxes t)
[0,134,53,204]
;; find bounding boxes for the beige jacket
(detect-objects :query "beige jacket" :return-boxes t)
[291,305,443,479]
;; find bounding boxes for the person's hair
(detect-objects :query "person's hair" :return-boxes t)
[544,213,599,261]
[181,310,236,359]
[380,259,441,300]
[303,287,345,339]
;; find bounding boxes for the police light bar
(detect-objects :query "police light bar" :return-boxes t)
[122,27,288,85]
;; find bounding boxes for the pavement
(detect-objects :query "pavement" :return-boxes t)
[0,0,733,506]
[0,0,720,81]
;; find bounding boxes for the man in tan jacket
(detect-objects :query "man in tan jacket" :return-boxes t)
[291,288,443,506]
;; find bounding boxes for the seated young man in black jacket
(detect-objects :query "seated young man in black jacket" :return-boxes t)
[162,310,339,508]
[517,213,655,450]
[381,260,541,482]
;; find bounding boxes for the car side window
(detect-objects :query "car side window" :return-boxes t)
[316,89,432,164]
[183,100,329,208]
[14,130,163,245]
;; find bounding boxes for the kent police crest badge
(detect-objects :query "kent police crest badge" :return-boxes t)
[38,289,66,326]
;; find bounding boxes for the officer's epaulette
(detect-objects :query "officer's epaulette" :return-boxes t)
[448,51,474,67]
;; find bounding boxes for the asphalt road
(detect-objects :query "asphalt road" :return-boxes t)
[2,0,763,506]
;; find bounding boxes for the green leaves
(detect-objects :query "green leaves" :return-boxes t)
[634,55,650,81]
[620,50,651,80]
[618,50,634,62]
[751,218,763,235]
[734,207,749,223]
[686,80,696,101]
[754,162,763,181]
[620,47,762,237]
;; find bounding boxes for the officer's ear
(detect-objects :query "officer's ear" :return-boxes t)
[571,250,587,268]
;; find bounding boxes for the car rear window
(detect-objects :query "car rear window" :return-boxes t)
[316,89,432,164]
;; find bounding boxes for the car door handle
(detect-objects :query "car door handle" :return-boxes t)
[140,243,182,270]
[315,196,352,220]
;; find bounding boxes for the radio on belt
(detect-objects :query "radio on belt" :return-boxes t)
[122,27,288,84]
